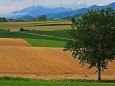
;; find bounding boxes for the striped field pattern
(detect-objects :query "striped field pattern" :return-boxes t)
[0,46,114,80]
[0,38,31,47]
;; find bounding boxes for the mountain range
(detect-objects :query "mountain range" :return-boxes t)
[46,2,115,20]
[5,2,115,20]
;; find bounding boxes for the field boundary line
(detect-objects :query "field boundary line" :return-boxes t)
[19,32,71,40]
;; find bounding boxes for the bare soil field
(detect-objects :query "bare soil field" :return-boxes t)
[0,38,31,47]
[0,46,114,80]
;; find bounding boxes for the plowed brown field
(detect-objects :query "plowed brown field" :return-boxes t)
[0,38,31,47]
[0,46,114,80]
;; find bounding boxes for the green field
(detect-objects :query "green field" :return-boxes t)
[25,38,65,47]
[0,29,70,47]
[0,81,114,86]
[0,31,68,41]
[0,77,114,86]
[0,79,114,86]
[0,21,71,48]
[25,30,71,38]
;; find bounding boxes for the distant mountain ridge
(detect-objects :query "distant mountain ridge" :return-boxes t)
[46,2,115,20]
[16,15,34,21]
[8,6,73,18]
[6,2,115,20]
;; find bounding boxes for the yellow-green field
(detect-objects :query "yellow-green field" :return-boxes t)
[0,21,72,31]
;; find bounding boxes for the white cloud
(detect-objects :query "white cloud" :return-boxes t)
[62,2,89,9]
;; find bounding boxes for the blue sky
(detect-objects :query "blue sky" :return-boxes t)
[0,0,115,14]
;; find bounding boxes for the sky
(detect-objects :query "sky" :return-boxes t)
[0,0,115,14]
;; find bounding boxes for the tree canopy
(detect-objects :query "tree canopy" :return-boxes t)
[0,17,6,22]
[64,7,115,80]
[38,15,46,21]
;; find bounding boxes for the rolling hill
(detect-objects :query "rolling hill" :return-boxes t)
[0,37,114,80]
[0,46,114,80]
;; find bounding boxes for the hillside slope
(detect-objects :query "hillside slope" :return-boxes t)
[0,47,114,80]
[0,38,31,47]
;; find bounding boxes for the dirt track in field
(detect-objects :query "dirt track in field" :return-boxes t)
[20,32,71,40]
[0,46,114,80]
[0,38,31,47]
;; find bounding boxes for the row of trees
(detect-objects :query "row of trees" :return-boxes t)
[30,15,46,22]
[0,17,6,22]
[64,7,115,81]
[0,15,46,22]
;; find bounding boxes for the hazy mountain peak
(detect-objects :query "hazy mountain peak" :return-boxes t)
[6,2,115,20]
[10,5,73,17]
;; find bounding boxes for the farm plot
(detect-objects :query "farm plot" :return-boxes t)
[0,38,31,47]
[0,46,114,80]
[0,21,72,31]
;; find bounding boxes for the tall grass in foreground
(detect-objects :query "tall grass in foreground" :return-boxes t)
[0,76,114,86]
[0,81,114,86]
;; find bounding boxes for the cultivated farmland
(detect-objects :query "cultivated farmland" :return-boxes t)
[0,38,31,47]
[0,42,114,80]
[0,21,72,31]
[0,21,114,81]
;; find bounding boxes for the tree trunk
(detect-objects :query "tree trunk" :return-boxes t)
[97,43,101,81]
[97,61,101,81]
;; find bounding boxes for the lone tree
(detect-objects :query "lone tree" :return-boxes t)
[64,7,115,81]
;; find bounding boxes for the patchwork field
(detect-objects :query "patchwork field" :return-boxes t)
[0,38,31,47]
[0,30,69,47]
[0,21,114,82]
[0,21,72,31]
